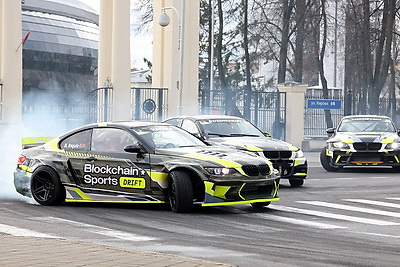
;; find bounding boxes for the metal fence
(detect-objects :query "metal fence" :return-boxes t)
[199,89,287,140]
[21,87,168,134]
[304,88,344,138]
[304,88,399,138]
[131,87,168,122]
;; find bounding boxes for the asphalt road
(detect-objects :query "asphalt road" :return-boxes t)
[1,152,400,266]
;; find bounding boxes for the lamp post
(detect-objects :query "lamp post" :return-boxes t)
[158,1,186,115]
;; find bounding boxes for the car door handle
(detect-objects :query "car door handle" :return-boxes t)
[85,156,97,161]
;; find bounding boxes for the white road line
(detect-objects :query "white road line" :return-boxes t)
[312,177,392,181]
[272,205,399,226]
[31,217,157,241]
[355,232,400,239]
[387,197,400,200]
[0,223,58,238]
[298,201,400,219]
[344,199,400,209]
[250,213,346,230]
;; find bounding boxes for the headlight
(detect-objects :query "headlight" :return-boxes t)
[331,142,350,149]
[385,142,400,150]
[293,150,304,158]
[205,167,237,175]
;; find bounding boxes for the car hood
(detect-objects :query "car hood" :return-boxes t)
[206,136,298,152]
[155,146,270,167]
[331,132,400,143]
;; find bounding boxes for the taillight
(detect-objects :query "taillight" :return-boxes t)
[17,155,27,165]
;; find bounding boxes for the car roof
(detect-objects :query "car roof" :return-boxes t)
[341,115,393,120]
[60,121,171,138]
[165,115,245,121]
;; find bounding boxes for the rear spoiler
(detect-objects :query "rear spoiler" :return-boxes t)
[22,137,54,149]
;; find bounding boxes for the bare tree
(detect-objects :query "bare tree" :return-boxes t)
[278,0,295,83]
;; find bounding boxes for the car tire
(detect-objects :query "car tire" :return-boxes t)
[320,147,341,172]
[289,179,304,187]
[30,166,65,205]
[392,166,400,172]
[251,202,271,208]
[168,170,193,213]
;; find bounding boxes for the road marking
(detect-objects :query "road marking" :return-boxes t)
[387,197,400,200]
[312,177,392,181]
[356,232,400,239]
[0,223,58,238]
[31,217,157,241]
[272,205,399,226]
[344,199,400,209]
[250,213,346,230]
[298,201,400,219]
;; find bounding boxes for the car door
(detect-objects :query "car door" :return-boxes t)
[65,127,160,200]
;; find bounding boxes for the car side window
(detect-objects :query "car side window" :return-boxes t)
[181,120,199,135]
[164,119,181,126]
[91,128,137,153]
[60,129,91,151]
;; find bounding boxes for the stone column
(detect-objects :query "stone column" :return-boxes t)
[278,83,307,148]
[111,0,131,121]
[98,0,131,122]
[0,0,24,198]
[0,0,23,124]
[152,0,200,117]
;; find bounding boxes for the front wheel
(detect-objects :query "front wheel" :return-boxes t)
[30,166,65,205]
[289,179,304,187]
[320,147,341,172]
[392,166,400,172]
[168,170,193,213]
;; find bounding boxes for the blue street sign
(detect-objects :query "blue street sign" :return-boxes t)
[307,99,342,109]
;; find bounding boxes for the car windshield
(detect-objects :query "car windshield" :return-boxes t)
[198,119,264,137]
[132,125,207,149]
[337,118,396,133]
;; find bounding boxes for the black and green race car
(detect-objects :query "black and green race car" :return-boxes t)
[320,115,400,171]
[14,121,280,212]
[163,115,307,187]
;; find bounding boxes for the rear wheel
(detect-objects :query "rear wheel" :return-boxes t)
[168,170,193,213]
[31,166,65,205]
[251,202,271,208]
[289,179,304,187]
[320,147,341,172]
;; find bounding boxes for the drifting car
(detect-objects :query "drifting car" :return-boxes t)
[163,115,307,187]
[14,121,280,213]
[320,115,400,171]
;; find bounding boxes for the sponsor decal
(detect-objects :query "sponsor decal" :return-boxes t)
[83,163,146,187]
[64,143,87,149]
[120,177,146,189]
[84,174,118,186]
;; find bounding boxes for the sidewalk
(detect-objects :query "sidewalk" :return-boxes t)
[0,235,233,267]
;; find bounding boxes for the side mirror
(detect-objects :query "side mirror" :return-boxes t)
[397,129,400,136]
[326,128,335,134]
[124,143,143,153]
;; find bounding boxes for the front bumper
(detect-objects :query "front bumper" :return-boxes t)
[329,150,400,167]
[270,159,308,179]
[201,179,280,206]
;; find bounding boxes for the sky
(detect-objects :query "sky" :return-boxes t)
[85,0,153,69]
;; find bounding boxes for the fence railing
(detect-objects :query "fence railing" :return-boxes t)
[199,89,286,140]
[21,87,168,134]
[304,88,399,138]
